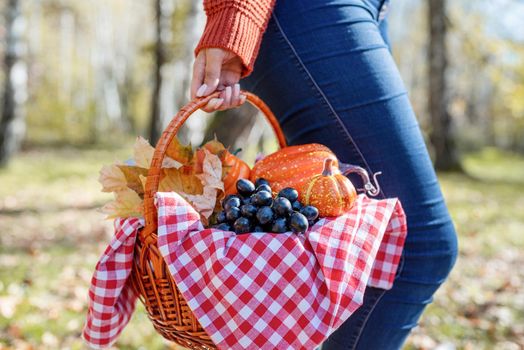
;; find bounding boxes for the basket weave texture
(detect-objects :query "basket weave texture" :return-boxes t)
[129,91,287,349]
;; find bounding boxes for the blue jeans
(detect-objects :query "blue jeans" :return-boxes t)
[240,0,458,349]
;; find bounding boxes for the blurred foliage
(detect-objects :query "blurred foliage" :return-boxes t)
[0,0,522,153]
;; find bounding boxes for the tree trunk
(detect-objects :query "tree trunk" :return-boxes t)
[428,0,461,171]
[149,0,173,145]
[0,0,27,167]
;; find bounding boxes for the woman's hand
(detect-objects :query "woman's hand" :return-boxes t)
[191,48,247,112]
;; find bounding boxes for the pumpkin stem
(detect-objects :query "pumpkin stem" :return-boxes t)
[322,158,334,176]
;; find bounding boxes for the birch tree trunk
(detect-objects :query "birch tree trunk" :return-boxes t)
[0,0,27,166]
[428,0,461,171]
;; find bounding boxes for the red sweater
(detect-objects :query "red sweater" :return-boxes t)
[194,0,276,78]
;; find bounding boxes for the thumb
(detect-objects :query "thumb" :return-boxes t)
[197,48,224,97]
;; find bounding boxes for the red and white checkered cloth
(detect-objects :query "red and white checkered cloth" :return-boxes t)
[83,192,407,349]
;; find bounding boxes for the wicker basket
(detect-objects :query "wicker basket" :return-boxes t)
[129,91,287,349]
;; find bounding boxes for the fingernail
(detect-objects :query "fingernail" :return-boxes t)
[196,84,207,97]
[225,86,232,100]
[240,94,246,104]
[212,98,224,109]
[234,83,240,95]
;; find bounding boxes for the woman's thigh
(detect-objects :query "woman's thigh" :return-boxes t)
[241,1,458,349]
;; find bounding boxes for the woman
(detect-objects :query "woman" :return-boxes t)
[190,0,458,349]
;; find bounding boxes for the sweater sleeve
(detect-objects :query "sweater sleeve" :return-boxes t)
[194,0,276,78]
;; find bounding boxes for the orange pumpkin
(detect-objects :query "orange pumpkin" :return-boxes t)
[299,158,357,217]
[222,152,251,195]
[250,143,340,193]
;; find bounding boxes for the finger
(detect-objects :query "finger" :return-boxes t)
[230,83,241,106]
[191,52,206,99]
[222,86,232,108]
[201,98,224,113]
[199,50,223,96]
[239,94,247,105]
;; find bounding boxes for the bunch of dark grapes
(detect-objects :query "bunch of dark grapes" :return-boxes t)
[212,178,320,234]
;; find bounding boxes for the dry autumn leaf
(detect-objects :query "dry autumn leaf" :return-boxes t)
[162,156,183,169]
[196,148,224,191]
[181,149,224,220]
[98,164,127,192]
[101,188,143,219]
[165,137,193,165]
[159,168,203,195]
[133,136,155,168]
[116,165,148,197]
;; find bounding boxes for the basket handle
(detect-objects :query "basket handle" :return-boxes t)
[141,90,287,243]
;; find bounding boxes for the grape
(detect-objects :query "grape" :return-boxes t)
[233,217,251,234]
[252,190,273,207]
[271,218,288,233]
[242,196,253,205]
[223,196,241,210]
[255,178,270,188]
[240,204,258,218]
[252,225,265,232]
[213,223,232,231]
[216,210,227,223]
[291,200,303,211]
[278,187,299,202]
[256,184,272,193]
[236,179,255,197]
[222,194,236,204]
[290,212,309,233]
[226,207,241,222]
[273,197,292,217]
[256,206,274,225]
[300,205,319,221]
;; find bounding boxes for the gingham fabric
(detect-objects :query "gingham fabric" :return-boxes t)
[83,192,407,349]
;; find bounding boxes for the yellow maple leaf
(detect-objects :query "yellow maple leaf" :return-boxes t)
[98,164,127,192]
[101,188,143,219]
[134,136,155,168]
[159,168,203,194]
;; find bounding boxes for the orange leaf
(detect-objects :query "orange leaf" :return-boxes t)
[116,165,149,197]
[165,137,193,165]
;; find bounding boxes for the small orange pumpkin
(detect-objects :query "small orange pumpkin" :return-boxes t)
[250,143,340,193]
[299,158,357,217]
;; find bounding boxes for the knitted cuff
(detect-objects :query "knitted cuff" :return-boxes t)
[194,1,275,78]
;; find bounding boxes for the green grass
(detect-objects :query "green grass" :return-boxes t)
[0,145,523,349]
